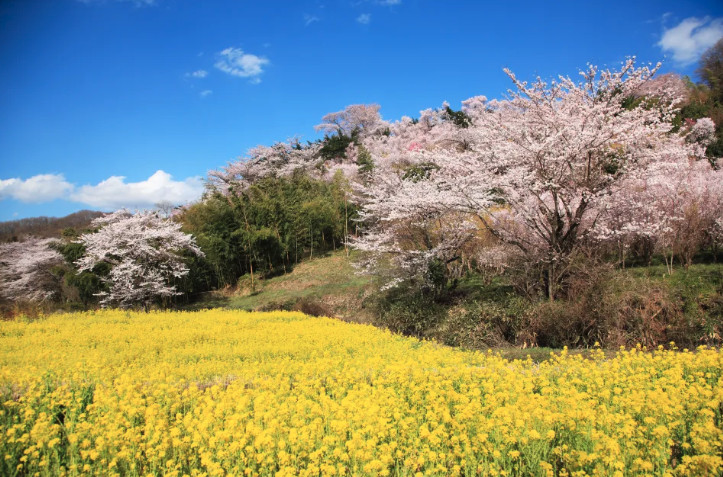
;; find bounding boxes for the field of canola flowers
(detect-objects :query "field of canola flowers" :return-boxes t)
[1,310,722,477]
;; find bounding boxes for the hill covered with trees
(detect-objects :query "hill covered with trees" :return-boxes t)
[3,47,723,350]
[0,210,103,243]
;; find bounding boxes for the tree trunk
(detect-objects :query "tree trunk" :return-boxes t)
[548,262,555,301]
[249,258,255,290]
[664,250,674,275]
[344,199,349,258]
[241,205,255,289]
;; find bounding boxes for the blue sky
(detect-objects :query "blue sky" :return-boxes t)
[1,0,722,221]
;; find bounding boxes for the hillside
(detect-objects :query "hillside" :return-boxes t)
[187,251,376,322]
[0,209,104,242]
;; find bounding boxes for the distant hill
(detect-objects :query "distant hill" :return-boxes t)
[0,210,105,242]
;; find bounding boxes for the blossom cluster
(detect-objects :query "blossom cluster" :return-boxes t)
[0,237,63,302]
[207,138,324,193]
[76,209,204,308]
[352,59,721,287]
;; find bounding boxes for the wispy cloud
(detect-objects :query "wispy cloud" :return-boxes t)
[186,70,208,78]
[658,16,723,65]
[357,13,371,25]
[200,90,213,97]
[0,171,204,210]
[304,14,320,26]
[377,0,401,5]
[214,47,269,83]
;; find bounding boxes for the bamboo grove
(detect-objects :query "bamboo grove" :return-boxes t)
[178,171,359,293]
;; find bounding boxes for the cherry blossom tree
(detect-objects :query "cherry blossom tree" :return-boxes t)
[208,138,323,193]
[660,156,723,270]
[351,104,490,288]
[357,58,713,298]
[0,237,63,302]
[594,116,721,271]
[76,209,204,309]
[314,103,387,138]
[632,72,689,102]
[687,117,716,151]
[713,218,723,252]
[208,105,395,197]
[596,155,722,272]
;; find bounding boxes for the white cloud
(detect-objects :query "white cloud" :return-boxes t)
[186,69,208,78]
[70,171,203,210]
[658,16,723,65]
[200,89,213,97]
[214,47,270,83]
[377,0,400,5]
[0,174,73,203]
[0,171,203,210]
[357,13,371,25]
[304,14,320,26]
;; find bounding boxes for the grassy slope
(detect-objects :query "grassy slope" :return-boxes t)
[625,262,723,299]
[187,251,375,322]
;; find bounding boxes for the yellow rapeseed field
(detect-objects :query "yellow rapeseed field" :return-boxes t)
[1,310,722,477]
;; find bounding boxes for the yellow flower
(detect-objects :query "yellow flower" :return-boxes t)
[1,309,722,476]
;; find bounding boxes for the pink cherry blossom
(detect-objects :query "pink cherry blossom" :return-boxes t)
[76,209,204,309]
[355,58,718,295]
[0,237,63,302]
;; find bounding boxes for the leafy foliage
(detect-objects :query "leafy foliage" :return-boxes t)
[180,171,358,292]
[52,231,110,306]
[318,130,357,161]
[443,104,472,128]
[696,38,723,101]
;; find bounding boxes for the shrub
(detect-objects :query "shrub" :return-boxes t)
[429,300,527,349]
[369,284,445,337]
[292,298,333,317]
[528,270,687,348]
